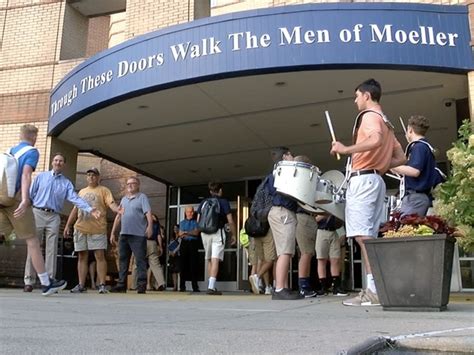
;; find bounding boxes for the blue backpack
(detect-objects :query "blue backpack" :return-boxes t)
[198,197,221,234]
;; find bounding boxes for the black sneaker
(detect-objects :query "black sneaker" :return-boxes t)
[206,288,222,295]
[110,284,127,293]
[42,279,67,296]
[332,287,349,297]
[137,287,146,294]
[316,287,328,296]
[272,288,304,300]
[300,289,317,298]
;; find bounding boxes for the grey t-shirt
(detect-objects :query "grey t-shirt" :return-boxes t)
[119,192,151,237]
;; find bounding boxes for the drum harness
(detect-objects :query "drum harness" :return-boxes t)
[339,109,396,196]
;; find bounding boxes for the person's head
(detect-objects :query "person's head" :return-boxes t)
[20,124,38,145]
[173,224,179,237]
[208,181,223,197]
[51,153,66,173]
[407,115,429,141]
[270,146,293,163]
[126,176,140,194]
[184,206,194,220]
[86,167,100,187]
[293,155,312,164]
[354,79,382,111]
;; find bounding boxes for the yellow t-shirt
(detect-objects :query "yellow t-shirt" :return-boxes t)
[74,185,115,235]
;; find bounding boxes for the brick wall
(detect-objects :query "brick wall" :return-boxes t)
[59,3,88,60]
[86,16,110,57]
[125,0,197,39]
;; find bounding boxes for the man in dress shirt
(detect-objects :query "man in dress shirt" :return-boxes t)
[23,153,100,292]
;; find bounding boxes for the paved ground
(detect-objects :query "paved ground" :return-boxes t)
[0,289,472,354]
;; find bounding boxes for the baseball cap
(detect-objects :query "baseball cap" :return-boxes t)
[86,167,100,175]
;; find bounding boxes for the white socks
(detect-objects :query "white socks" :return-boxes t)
[367,274,377,294]
[38,272,50,286]
[208,277,216,290]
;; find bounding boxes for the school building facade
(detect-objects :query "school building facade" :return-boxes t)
[0,0,473,291]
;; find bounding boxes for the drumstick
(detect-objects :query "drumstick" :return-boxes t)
[325,111,341,160]
[399,116,407,137]
[386,173,402,181]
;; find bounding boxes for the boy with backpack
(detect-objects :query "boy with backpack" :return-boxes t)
[391,115,445,217]
[0,124,67,296]
[197,182,236,295]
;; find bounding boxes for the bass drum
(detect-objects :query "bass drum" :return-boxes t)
[273,161,320,206]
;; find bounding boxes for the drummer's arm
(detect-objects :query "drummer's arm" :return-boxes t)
[388,142,406,169]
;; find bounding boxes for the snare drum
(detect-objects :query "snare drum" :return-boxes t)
[315,179,334,204]
[273,161,320,206]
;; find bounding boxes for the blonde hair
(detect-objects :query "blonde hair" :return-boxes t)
[20,124,38,140]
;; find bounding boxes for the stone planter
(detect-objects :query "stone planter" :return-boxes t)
[364,234,455,311]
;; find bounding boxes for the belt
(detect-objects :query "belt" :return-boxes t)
[34,206,56,213]
[406,189,431,195]
[350,169,379,178]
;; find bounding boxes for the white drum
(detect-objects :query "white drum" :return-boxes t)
[273,161,320,206]
[315,179,334,204]
[297,201,346,222]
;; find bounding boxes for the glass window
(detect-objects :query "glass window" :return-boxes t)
[460,260,474,289]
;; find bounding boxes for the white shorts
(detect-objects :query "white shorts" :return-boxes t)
[202,229,226,261]
[345,174,386,238]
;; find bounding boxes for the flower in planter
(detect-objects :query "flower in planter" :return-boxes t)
[380,212,455,238]
[433,119,474,252]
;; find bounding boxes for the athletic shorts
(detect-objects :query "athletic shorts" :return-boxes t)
[202,228,226,261]
[295,213,317,255]
[345,174,386,238]
[0,195,36,240]
[73,229,107,251]
[316,229,341,259]
[268,206,297,256]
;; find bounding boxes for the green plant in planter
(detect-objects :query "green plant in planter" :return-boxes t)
[433,119,474,252]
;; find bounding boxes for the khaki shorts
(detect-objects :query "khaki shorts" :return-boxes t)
[268,206,297,256]
[316,229,342,259]
[247,237,257,266]
[202,228,226,261]
[0,196,36,239]
[73,229,107,251]
[296,213,317,255]
[253,228,277,262]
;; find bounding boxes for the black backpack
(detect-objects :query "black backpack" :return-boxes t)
[244,215,270,238]
[250,176,273,222]
[198,197,221,234]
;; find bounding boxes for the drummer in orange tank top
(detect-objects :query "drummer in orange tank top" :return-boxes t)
[330,79,406,307]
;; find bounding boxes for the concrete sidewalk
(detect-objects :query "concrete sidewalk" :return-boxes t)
[0,288,472,354]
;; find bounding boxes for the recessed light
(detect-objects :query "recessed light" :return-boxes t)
[189,169,198,173]
[234,164,243,168]
[309,123,320,127]
[337,89,344,94]
[126,122,131,126]
[275,81,287,87]
[138,105,149,109]
[192,139,202,143]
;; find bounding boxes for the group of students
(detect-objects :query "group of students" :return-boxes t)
[1,78,441,303]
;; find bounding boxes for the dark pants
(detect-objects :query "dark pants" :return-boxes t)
[180,238,200,291]
[118,234,147,289]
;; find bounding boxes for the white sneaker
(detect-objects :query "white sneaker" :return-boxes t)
[264,285,273,295]
[98,284,109,294]
[249,274,260,295]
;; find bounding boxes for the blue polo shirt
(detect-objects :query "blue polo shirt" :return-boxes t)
[10,142,39,194]
[119,192,151,237]
[179,218,199,240]
[404,139,437,192]
[266,173,297,212]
